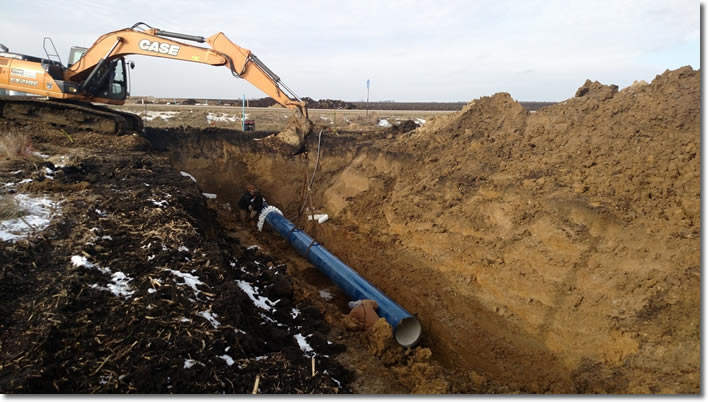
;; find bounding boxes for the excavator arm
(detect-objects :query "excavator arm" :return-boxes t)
[66,22,308,118]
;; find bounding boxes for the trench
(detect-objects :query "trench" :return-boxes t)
[144,128,597,393]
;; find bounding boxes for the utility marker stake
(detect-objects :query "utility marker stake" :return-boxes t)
[252,375,260,394]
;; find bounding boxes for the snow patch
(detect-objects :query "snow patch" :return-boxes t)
[218,354,234,366]
[236,280,274,311]
[106,272,135,297]
[80,256,135,298]
[183,359,201,369]
[294,334,314,354]
[0,194,59,242]
[140,111,178,121]
[198,311,221,328]
[207,113,237,123]
[378,119,392,127]
[71,255,110,275]
[169,269,203,296]
[149,198,168,208]
[179,171,197,182]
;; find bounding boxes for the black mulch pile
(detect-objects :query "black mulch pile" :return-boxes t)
[0,146,352,393]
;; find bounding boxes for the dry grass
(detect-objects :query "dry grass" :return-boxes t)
[0,131,34,160]
[0,193,26,221]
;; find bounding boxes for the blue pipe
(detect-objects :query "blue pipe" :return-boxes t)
[258,206,421,347]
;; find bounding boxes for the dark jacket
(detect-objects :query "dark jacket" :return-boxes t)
[238,192,253,211]
[250,195,268,215]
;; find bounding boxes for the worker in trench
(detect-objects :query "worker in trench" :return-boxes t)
[237,184,270,225]
[343,299,380,330]
[237,184,257,224]
[249,190,268,220]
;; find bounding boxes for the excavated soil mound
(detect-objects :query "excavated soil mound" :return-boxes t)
[375,66,700,392]
[153,66,699,393]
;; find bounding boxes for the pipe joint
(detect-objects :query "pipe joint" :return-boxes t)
[258,205,282,231]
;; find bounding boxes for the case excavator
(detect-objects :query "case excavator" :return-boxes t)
[0,22,312,152]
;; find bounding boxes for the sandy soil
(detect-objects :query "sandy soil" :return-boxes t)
[0,66,700,394]
[146,66,700,393]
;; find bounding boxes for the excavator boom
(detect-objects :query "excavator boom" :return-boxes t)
[64,23,307,117]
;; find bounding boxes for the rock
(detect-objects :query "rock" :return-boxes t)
[573,182,589,193]
[574,79,618,100]
[413,347,433,362]
[367,318,393,356]
[269,276,293,299]
[468,370,487,386]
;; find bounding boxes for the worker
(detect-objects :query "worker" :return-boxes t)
[238,184,257,224]
[346,299,379,330]
[249,191,269,219]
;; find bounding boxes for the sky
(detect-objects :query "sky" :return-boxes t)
[0,0,700,102]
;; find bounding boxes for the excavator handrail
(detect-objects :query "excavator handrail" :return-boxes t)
[65,23,308,118]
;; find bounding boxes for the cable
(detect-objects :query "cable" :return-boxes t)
[297,129,323,220]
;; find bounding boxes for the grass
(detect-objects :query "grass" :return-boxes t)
[0,193,26,221]
[0,131,34,160]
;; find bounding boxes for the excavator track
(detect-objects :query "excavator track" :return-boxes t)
[0,97,143,134]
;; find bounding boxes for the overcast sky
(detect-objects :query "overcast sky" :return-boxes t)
[1,0,700,102]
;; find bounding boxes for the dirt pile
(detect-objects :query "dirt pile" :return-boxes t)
[302,98,357,110]
[168,66,700,393]
[0,121,351,393]
[371,66,700,392]
[386,120,421,134]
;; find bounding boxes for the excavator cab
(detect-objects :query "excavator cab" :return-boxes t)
[68,45,128,101]
[79,57,128,101]
[95,58,128,100]
[68,46,87,68]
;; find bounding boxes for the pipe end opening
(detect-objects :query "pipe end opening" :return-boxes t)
[395,317,422,348]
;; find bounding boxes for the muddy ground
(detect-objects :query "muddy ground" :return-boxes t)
[0,66,701,394]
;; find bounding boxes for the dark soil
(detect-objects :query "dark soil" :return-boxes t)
[0,120,352,394]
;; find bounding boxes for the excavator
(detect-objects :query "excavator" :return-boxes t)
[0,22,312,152]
